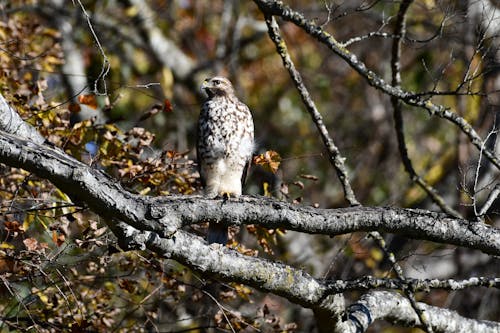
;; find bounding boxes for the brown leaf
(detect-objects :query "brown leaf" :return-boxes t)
[23,238,48,252]
[68,102,81,113]
[263,304,270,316]
[118,279,137,293]
[163,98,173,113]
[166,150,177,159]
[52,231,65,247]
[23,238,39,251]
[253,150,281,173]
[77,94,98,109]
[4,221,23,233]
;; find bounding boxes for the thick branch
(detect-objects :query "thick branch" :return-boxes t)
[111,221,344,313]
[110,223,500,333]
[0,94,45,144]
[157,195,500,256]
[0,130,499,256]
[341,291,499,333]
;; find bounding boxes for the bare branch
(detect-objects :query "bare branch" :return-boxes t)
[474,129,500,217]
[252,0,500,171]
[262,14,359,206]
[389,0,460,219]
[326,276,500,293]
[126,0,195,81]
[341,290,499,333]
[369,231,434,333]
[0,94,45,144]
[74,0,110,96]
[110,223,500,333]
[0,128,499,256]
[478,183,500,216]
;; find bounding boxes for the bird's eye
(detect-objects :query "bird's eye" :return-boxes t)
[213,79,220,85]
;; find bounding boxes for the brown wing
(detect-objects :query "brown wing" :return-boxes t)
[237,101,254,190]
[196,103,208,188]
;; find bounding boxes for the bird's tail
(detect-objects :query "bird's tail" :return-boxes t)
[207,222,228,245]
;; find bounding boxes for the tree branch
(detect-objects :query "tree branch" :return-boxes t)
[0,94,45,145]
[252,0,500,171]
[110,222,500,333]
[262,14,359,206]
[126,0,195,81]
[369,229,434,333]
[326,276,500,293]
[0,130,499,256]
[341,291,499,333]
[389,0,461,219]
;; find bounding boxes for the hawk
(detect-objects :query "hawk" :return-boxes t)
[197,76,255,244]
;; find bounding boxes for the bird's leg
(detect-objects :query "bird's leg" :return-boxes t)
[220,192,232,200]
[215,192,232,207]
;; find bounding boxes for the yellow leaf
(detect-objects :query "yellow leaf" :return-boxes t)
[37,292,50,305]
[54,188,71,202]
[370,248,383,262]
[139,187,151,195]
[0,242,14,249]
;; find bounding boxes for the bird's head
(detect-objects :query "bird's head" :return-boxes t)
[201,76,235,98]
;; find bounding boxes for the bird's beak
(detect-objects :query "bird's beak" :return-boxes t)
[201,79,210,92]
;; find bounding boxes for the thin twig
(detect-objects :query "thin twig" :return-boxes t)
[478,183,500,216]
[368,232,434,333]
[0,276,42,333]
[202,289,236,333]
[262,14,359,206]
[474,129,500,217]
[388,3,435,331]
[75,0,110,95]
[389,0,461,218]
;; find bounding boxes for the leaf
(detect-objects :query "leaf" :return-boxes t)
[4,221,23,233]
[118,279,137,293]
[163,98,173,113]
[52,231,65,247]
[263,304,270,316]
[0,242,15,249]
[263,182,272,197]
[23,238,49,252]
[77,94,98,109]
[253,150,281,174]
[68,102,81,113]
[23,238,38,251]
